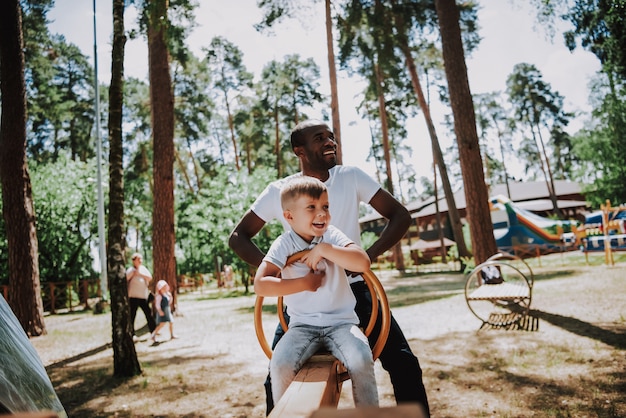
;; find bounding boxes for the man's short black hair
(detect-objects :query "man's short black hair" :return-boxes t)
[290,119,326,150]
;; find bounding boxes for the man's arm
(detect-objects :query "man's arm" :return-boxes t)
[228,210,267,267]
[365,188,411,262]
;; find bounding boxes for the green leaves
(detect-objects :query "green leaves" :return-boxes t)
[30,152,100,282]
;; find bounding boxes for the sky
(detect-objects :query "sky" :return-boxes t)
[48,0,601,194]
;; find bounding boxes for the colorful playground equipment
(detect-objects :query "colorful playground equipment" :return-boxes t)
[489,195,579,257]
[573,200,626,265]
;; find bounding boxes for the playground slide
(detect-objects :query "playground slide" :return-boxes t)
[489,195,578,251]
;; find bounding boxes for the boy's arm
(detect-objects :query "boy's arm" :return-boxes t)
[254,261,324,297]
[302,243,370,273]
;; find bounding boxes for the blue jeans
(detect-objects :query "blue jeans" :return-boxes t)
[264,281,430,417]
[270,322,378,407]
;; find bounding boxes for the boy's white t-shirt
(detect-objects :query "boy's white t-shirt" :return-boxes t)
[251,165,380,282]
[263,225,358,327]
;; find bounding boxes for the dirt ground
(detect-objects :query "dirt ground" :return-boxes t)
[30,253,626,417]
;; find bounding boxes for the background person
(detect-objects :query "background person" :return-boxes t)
[151,280,176,343]
[126,252,156,339]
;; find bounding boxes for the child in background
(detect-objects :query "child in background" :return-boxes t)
[151,280,176,342]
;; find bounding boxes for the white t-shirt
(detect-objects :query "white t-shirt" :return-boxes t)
[251,165,381,282]
[126,265,152,299]
[263,225,358,327]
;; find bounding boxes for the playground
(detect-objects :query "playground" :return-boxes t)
[27,251,625,418]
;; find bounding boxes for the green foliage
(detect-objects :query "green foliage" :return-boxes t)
[175,166,281,276]
[571,74,626,207]
[30,153,99,282]
[258,54,323,176]
[562,0,626,81]
[360,231,378,251]
[134,0,198,66]
[26,34,96,163]
[506,63,574,187]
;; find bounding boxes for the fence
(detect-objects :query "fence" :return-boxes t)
[0,279,101,314]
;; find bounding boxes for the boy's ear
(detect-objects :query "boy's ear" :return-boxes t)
[283,209,293,221]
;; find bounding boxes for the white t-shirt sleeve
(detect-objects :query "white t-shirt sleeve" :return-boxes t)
[263,234,289,270]
[326,225,354,249]
[249,181,282,223]
[351,166,381,205]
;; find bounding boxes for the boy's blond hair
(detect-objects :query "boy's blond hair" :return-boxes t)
[280,176,327,210]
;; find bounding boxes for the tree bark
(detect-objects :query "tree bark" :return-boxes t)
[148,0,178,302]
[435,0,498,265]
[374,63,405,271]
[391,3,470,259]
[0,0,46,336]
[109,0,141,377]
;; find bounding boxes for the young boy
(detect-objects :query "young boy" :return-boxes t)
[254,176,378,407]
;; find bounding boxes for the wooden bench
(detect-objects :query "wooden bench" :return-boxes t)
[465,253,534,328]
[467,281,531,300]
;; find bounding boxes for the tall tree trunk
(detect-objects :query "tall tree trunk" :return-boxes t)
[435,0,498,265]
[493,118,512,198]
[108,0,141,377]
[391,4,470,259]
[0,0,46,336]
[174,147,195,195]
[325,0,342,164]
[148,0,178,302]
[374,63,405,271]
[274,109,281,177]
[531,118,562,217]
[224,93,241,170]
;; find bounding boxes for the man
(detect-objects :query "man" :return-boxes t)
[126,252,157,338]
[229,119,430,416]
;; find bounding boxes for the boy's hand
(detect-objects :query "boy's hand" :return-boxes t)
[300,243,329,270]
[303,270,324,292]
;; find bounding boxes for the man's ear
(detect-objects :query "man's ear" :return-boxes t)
[293,145,304,158]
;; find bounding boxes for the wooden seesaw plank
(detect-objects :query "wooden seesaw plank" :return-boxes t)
[269,354,345,418]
